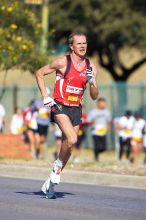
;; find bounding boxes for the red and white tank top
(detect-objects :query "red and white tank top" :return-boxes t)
[53,55,90,106]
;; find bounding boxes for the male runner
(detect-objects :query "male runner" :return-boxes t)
[36,32,99,199]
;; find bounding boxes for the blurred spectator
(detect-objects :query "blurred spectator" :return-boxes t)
[116,110,135,161]
[33,97,51,159]
[73,105,90,163]
[52,123,62,160]
[23,100,38,159]
[10,107,24,135]
[130,112,145,164]
[113,117,120,160]
[0,103,6,133]
[88,97,112,161]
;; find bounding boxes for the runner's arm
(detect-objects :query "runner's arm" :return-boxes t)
[89,63,99,100]
[35,57,66,98]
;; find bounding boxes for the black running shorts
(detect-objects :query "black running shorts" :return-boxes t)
[36,124,49,137]
[51,101,82,127]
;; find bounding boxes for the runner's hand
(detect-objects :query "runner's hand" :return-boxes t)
[86,67,94,85]
[43,96,56,108]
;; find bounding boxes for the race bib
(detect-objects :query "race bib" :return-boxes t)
[78,129,83,136]
[96,127,107,136]
[132,137,142,143]
[67,96,78,102]
[38,108,48,119]
[123,129,131,135]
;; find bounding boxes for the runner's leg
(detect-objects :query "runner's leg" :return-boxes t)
[54,114,79,169]
[41,114,79,197]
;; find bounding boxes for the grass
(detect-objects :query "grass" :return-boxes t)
[0,147,146,176]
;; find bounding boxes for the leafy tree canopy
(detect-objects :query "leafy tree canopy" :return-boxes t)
[0,0,49,73]
[49,0,146,81]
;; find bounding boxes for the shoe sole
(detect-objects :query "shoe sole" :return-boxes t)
[46,193,57,199]
[42,179,56,199]
[42,178,54,194]
[42,182,48,194]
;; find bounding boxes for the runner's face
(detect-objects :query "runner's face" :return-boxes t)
[71,35,87,57]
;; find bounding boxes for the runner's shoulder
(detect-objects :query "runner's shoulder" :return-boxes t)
[52,56,67,70]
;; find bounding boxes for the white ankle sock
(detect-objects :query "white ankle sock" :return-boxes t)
[55,159,63,168]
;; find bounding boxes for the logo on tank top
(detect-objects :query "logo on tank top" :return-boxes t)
[67,76,74,84]
[79,71,86,77]
[66,85,83,94]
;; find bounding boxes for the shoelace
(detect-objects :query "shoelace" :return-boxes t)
[53,167,61,175]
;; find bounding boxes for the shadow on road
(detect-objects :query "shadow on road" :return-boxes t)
[16,191,75,199]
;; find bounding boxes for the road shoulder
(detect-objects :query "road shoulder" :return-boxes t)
[0,163,146,189]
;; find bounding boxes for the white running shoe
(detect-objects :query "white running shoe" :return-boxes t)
[41,178,56,199]
[42,178,50,194]
[50,164,62,184]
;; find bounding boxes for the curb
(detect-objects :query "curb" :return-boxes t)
[0,164,146,189]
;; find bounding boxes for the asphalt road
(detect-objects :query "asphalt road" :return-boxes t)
[0,177,146,220]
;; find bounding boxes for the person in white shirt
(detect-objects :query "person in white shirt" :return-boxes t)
[116,110,135,160]
[0,103,6,133]
[88,97,112,161]
[23,100,38,159]
[130,112,145,163]
[10,107,24,135]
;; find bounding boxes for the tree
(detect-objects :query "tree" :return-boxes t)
[0,0,49,99]
[49,0,146,81]
[0,0,49,73]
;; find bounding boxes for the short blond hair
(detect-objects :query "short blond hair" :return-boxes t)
[68,32,87,45]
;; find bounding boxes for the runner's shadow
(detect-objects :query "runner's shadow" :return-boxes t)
[56,191,75,198]
[16,191,75,199]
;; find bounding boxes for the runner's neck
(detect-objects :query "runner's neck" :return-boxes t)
[70,53,86,69]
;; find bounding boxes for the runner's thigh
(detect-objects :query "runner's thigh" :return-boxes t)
[54,114,78,139]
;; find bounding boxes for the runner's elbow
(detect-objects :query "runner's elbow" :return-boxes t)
[92,96,97,101]
[90,87,99,100]
[35,69,44,79]
[91,91,99,100]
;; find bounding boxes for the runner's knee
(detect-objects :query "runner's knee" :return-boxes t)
[68,134,77,147]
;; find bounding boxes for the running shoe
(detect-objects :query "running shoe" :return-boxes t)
[50,164,62,184]
[42,178,56,199]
